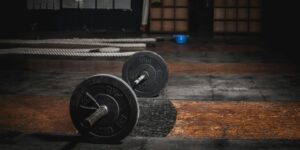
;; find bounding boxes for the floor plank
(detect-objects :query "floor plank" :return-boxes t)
[1,95,300,139]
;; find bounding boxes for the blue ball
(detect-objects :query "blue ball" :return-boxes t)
[175,34,189,44]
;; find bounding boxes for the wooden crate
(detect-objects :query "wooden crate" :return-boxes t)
[149,0,189,33]
[150,21,162,32]
[250,8,261,20]
[175,21,188,32]
[225,21,237,32]
[175,8,188,19]
[226,8,237,19]
[163,0,174,6]
[238,0,248,7]
[249,22,261,32]
[213,0,261,34]
[238,21,248,32]
[175,0,188,7]
[250,0,260,7]
[214,0,225,7]
[163,8,174,19]
[226,0,236,7]
[163,21,174,32]
[214,8,225,19]
[151,8,162,19]
[238,8,248,20]
[214,21,225,32]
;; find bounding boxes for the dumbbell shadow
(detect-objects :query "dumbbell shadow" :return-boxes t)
[30,99,177,144]
[131,99,177,137]
[27,99,177,144]
[70,74,174,142]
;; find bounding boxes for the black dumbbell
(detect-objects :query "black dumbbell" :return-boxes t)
[70,51,169,142]
[70,74,139,142]
[122,51,169,97]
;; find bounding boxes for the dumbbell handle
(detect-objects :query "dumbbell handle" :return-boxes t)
[134,74,146,85]
[134,72,149,85]
[83,105,108,128]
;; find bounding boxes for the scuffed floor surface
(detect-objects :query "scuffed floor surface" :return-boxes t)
[1,133,300,150]
[1,40,300,149]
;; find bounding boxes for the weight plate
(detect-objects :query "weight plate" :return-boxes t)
[122,51,169,97]
[70,74,139,142]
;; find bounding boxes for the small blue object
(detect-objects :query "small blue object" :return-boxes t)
[174,34,189,45]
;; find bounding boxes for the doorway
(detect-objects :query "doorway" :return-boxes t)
[189,0,213,35]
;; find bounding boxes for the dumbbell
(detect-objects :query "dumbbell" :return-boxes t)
[69,51,168,141]
[70,74,139,142]
[122,51,169,97]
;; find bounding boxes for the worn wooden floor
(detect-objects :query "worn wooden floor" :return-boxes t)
[1,95,300,139]
[1,41,300,146]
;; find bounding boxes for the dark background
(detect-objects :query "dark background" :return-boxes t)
[0,0,299,51]
[0,0,143,34]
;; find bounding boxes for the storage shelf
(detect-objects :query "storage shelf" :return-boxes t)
[213,0,262,33]
[214,6,261,8]
[149,0,189,33]
[214,19,261,21]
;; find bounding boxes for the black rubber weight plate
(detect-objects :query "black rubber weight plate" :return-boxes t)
[70,74,139,142]
[122,51,169,97]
